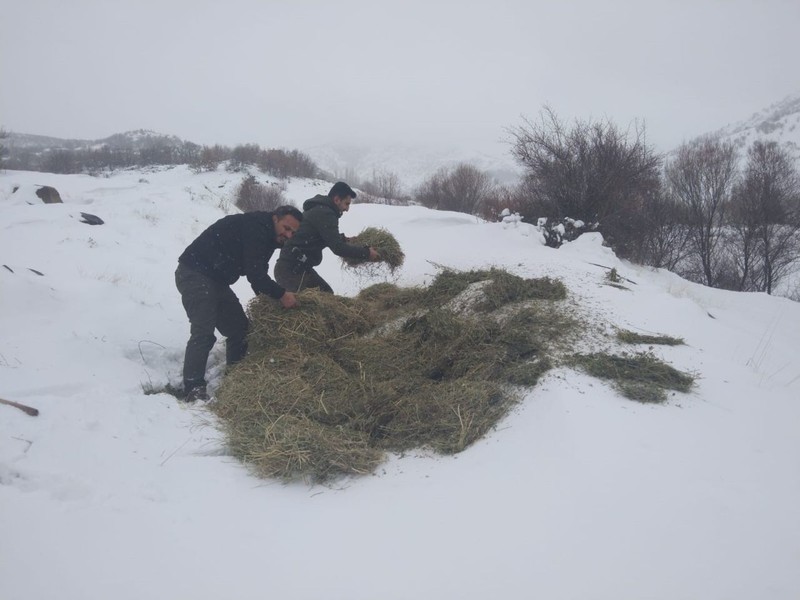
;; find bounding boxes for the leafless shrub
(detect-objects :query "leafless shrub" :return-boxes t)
[358,169,406,204]
[234,175,287,212]
[190,145,231,172]
[0,128,8,169]
[507,106,662,259]
[414,163,496,215]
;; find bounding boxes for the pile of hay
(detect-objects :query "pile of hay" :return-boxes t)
[213,268,572,482]
[341,227,405,273]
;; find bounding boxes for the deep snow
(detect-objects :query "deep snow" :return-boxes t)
[1,166,799,600]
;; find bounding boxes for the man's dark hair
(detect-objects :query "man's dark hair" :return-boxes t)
[328,181,356,200]
[274,205,303,221]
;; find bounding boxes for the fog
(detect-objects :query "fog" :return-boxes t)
[2,0,799,156]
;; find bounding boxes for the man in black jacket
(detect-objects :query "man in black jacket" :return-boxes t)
[175,205,302,402]
[274,182,378,293]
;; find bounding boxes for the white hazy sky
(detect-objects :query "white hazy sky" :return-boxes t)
[2,0,799,155]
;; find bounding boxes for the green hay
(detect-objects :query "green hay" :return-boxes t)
[342,227,405,272]
[213,267,574,482]
[424,268,566,309]
[616,330,685,346]
[571,352,695,404]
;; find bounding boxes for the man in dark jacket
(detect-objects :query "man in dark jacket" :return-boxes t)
[175,205,302,402]
[274,182,378,293]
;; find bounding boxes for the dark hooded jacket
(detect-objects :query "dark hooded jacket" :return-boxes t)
[277,195,369,268]
[178,211,285,299]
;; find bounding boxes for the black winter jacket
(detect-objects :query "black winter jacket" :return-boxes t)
[277,195,369,268]
[178,211,285,299]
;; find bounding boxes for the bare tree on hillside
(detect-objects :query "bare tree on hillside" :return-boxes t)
[415,163,496,215]
[478,184,529,222]
[191,145,231,172]
[666,136,738,287]
[635,191,693,270]
[230,144,262,172]
[360,169,404,203]
[729,140,800,293]
[43,149,80,174]
[235,175,287,212]
[257,148,317,179]
[507,107,662,258]
[0,128,8,169]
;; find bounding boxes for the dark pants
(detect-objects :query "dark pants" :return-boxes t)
[274,260,333,294]
[175,263,249,389]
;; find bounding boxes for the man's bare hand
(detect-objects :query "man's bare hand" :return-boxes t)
[280,291,298,308]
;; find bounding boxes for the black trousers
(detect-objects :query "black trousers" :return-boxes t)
[274,259,333,294]
[175,263,249,388]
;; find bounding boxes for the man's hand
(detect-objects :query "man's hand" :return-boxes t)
[280,290,298,308]
[368,247,380,262]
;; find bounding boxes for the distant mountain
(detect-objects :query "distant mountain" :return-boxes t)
[304,142,522,192]
[6,129,190,152]
[707,93,800,161]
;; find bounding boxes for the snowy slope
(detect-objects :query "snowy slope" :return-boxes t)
[710,93,800,161]
[1,166,799,600]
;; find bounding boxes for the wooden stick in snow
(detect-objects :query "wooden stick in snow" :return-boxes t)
[0,397,40,417]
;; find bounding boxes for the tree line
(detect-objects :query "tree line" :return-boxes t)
[1,139,319,180]
[411,107,800,298]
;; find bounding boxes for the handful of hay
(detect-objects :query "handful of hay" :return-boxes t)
[341,227,405,273]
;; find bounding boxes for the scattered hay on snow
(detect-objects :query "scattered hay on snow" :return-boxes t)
[571,351,695,404]
[213,268,572,482]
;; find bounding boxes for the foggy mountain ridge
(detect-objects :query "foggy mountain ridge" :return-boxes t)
[5,92,800,184]
[708,92,800,160]
[5,129,187,152]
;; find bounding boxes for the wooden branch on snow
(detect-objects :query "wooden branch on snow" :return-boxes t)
[0,397,40,417]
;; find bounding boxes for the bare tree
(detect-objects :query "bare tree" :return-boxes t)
[507,106,662,258]
[415,163,495,215]
[730,140,800,294]
[665,136,738,287]
[229,144,262,172]
[0,128,8,169]
[478,184,529,222]
[235,175,287,212]
[359,169,404,203]
[637,191,693,270]
[43,149,80,174]
[257,148,317,179]
[191,145,231,172]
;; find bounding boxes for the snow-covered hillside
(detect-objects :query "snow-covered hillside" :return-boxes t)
[711,93,800,161]
[1,166,799,600]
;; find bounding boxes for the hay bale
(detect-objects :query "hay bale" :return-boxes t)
[342,227,405,273]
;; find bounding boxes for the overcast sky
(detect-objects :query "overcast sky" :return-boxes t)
[2,0,799,157]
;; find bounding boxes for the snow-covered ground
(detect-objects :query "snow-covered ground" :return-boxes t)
[1,166,799,600]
